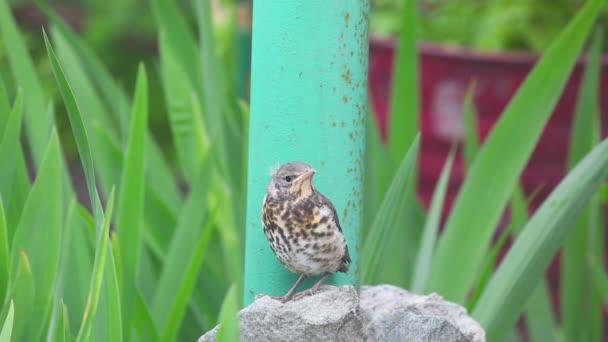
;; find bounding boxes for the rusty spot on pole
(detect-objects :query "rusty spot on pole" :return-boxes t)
[342,68,352,84]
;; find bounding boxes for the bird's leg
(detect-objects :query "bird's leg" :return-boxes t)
[267,274,308,303]
[292,273,332,301]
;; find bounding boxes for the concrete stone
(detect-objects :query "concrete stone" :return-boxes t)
[199,284,486,342]
[360,285,485,342]
[199,285,366,342]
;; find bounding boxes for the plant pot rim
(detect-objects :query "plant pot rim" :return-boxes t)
[370,34,608,66]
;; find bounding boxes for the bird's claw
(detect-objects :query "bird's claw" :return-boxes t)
[292,288,316,301]
[258,293,294,303]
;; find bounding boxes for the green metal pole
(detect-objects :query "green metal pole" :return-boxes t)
[244,0,370,305]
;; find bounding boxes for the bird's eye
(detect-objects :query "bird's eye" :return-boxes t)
[285,176,293,182]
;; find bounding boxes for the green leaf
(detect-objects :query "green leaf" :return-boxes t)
[388,0,419,166]
[159,31,207,182]
[589,256,608,307]
[361,135,419,284]
[90,122,124,197]
[411,149,454,293]
[472,138,608,340]
[195,0,231,179]
[0,77,9,133]
[51,26,117,139]
[61,303,72,342]
[76,188,116,342]
[0,301,14,342]
[46,198,77,341]
[467,186,526,311]
[426,0,604,302]
[49,25,125,199]
[97,233,123,342]
[5,150,30,232]
[9,131,63,341]
[561,28,602,342]
[37,0,130,132]
[0,200,7,306]
[151,0,203,99]
[216,284,240,342]
[209,172,243,285]
[153,163,212,336]
[49,301,72,342]
[160,214,216,341]
[6,251,34,342]
[60,202,95,335]
[0,90,23,219]
[526,284,559,342]
[134,290,159,342]
[116,64,148,339]
[0,0,52,164]
[43,29,104,228]
[40,6,181,208]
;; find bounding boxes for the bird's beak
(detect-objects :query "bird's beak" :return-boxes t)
[295,168,316,183]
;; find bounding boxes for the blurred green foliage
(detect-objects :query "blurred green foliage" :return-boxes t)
[372,0,608,52]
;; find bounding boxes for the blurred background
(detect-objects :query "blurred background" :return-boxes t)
[1,0,608,340]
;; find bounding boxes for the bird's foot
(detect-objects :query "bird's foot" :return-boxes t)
[292,288,317,301]
[257,293,294,303]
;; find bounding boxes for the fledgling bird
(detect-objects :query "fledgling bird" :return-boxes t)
[261,162,351,303]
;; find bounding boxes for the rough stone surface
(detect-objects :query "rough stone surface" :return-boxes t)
[199,285,366,342]
[360,285,485,342]
[199,284,486,342]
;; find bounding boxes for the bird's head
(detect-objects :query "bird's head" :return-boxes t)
[267,162,317,198]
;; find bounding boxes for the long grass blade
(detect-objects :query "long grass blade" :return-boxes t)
[159,30,206,182]
[0,90,23,232]
[561,28,603,342]
[0,0,52,164]
[5,251,34,342]
[8,131,62,341]
[46,198,77,342]
[43,30,104,228]
[472,138,608,340]
[216,284,240,342]
[0,301,14,342]
[160,213,216,341]
[0,77,9,133]
[426,0,604,302]
[76,188,116,342]
[361,135,420,284]
[195,0,231,179]
[153,162,212,334]
[134,290,159,342]
[99,233,123,342]
[116,64,148,339]
[0,200,7,307]
[40,5,182,208]
[589,256,608,306]
[411,149,454,292]
[526,283,559,342]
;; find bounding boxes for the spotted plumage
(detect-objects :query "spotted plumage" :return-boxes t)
[261,162,350,303]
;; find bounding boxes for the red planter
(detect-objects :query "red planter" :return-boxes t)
[369,37,608,214]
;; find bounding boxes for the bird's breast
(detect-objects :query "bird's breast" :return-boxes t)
[261,194,347,275]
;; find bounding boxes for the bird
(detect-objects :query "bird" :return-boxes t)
[261,162,351,303]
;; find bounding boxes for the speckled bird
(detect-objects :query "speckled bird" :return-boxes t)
[261,162,351,303]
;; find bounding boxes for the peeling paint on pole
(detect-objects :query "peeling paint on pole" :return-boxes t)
[244,0,370,305]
